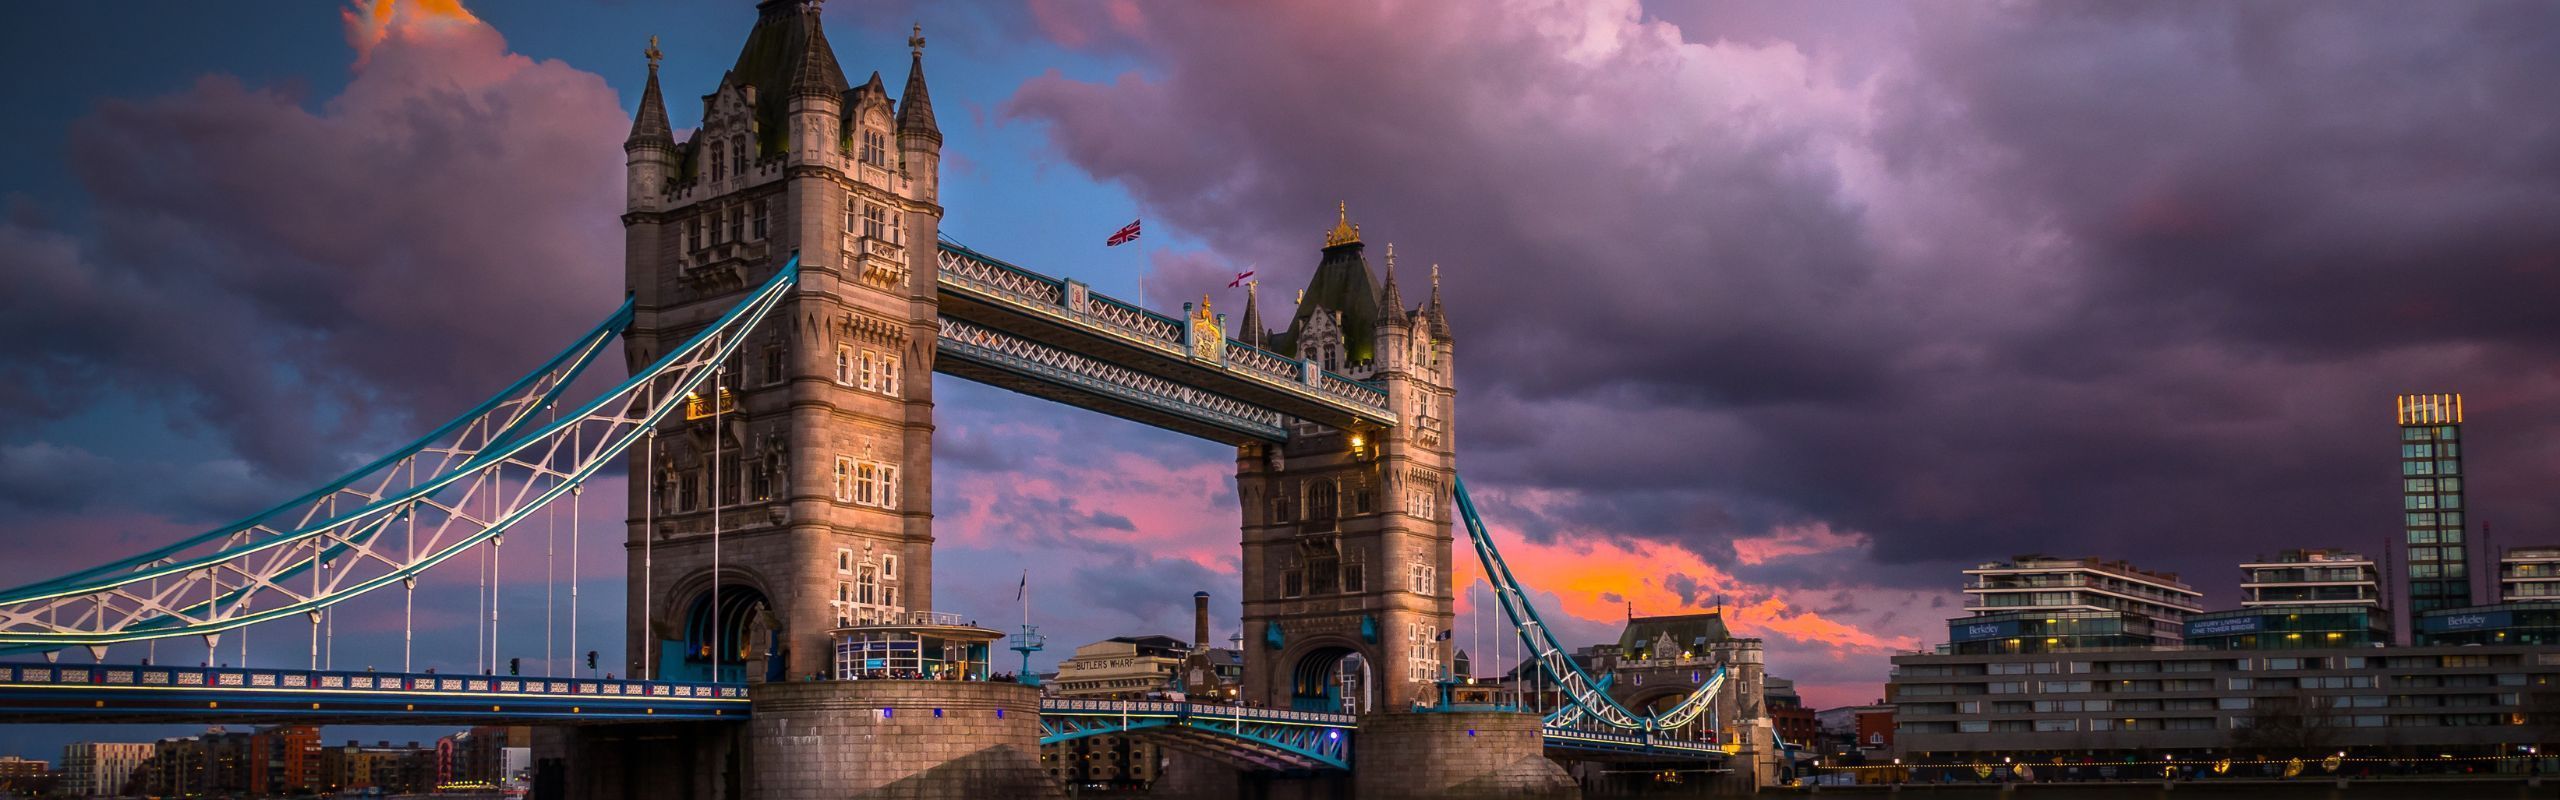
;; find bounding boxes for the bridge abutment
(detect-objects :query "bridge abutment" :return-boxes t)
[749,679,1060,800]
[536,721,750,800]
[1353,711,1576,800]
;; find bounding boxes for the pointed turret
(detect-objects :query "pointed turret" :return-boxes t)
[1427,264,1452,340]
[1379,243,1406,317]
[627,36,675,151]
[1239,280,1267,350]
[729,0,848,155]
[789,21,848,101]
[897,23,941,145]
[624,37,678,212]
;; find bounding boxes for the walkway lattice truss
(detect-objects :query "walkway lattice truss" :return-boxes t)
[0,262,801,653]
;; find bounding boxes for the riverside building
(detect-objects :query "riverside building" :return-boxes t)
[2412,546,2560,646]
[2184,549,2392,649]
[1948,556,2203,654]
[1889,644,2560,760]
[2398,393,2471,617]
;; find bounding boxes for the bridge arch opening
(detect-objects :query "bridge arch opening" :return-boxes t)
[1289,646,1373,713]
[674,585,771,683]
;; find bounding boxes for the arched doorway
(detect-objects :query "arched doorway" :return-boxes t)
[673,585,770,683]
[1290,646,1374,713]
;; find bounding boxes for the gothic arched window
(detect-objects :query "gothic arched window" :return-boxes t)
[1309,479,1339,523]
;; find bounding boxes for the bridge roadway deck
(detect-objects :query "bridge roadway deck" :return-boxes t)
[0,662,745,725]
[0,663,1723,764]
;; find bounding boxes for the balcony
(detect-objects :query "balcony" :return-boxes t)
[845,233,910,291]
[679,238,770,292]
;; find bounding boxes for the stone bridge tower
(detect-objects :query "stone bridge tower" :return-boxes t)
[618,0,943,683]
[1235,206,1458,712]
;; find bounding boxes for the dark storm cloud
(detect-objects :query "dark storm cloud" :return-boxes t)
[1000,0,2560,624]
[0,18,628,488]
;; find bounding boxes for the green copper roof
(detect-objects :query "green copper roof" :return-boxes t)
[726,0,849,157]
[1273,239,1385,363]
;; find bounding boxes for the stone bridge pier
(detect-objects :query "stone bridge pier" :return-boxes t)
[1354,711,1576,800]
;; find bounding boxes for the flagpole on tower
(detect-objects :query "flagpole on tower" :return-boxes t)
[1010,569,1045,686]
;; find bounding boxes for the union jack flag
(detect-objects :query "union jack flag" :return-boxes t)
[1105,219,1142,246]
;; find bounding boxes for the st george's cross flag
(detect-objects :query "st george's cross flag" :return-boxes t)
[1228,268,1256,288]
[1105,219,1142,246]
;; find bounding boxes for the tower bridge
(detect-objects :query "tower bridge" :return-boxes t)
[0,2,1773,797]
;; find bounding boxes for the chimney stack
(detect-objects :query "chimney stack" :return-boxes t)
[1193,591,1211,650]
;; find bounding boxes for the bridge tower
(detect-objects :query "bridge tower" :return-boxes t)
[620,0,943,683]
[1235,207,1458,713]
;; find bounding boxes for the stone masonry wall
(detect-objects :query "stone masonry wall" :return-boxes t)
[749,680,1061,800]
[1352,711,1576,800]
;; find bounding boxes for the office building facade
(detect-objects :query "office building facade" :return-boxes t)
[2398,393,2470,616]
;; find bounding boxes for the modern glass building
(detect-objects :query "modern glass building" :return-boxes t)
[2397,393,2469,617]
[2182,549,2392,649]
[2184,605,2391,650]
[2240,548,2384,608]
[1948,556,2203,654]
[2413,602,2560,646]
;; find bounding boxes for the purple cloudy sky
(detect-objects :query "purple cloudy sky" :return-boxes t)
[3,0,2560,753]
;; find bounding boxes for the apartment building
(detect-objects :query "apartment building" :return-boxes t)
[1889,644,2560,758]
[1950,555,2204,654]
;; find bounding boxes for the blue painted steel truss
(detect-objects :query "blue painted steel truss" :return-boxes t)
[1040,700,1353,771]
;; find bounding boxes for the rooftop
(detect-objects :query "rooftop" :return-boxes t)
[1969,554,2191,589]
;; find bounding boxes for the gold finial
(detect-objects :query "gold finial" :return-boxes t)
[909,22,926,57]
[1324,201,1361,248]
[645,35,663,71]
[1199,295,1214,316]
[1296,289,1305,304]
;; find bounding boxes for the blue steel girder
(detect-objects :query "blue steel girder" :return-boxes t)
[936,316,1289,443]
[935,243,1395,435]
[1542,726,1727,762]
[1040,700,1352,772]
[0,663,745,726]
